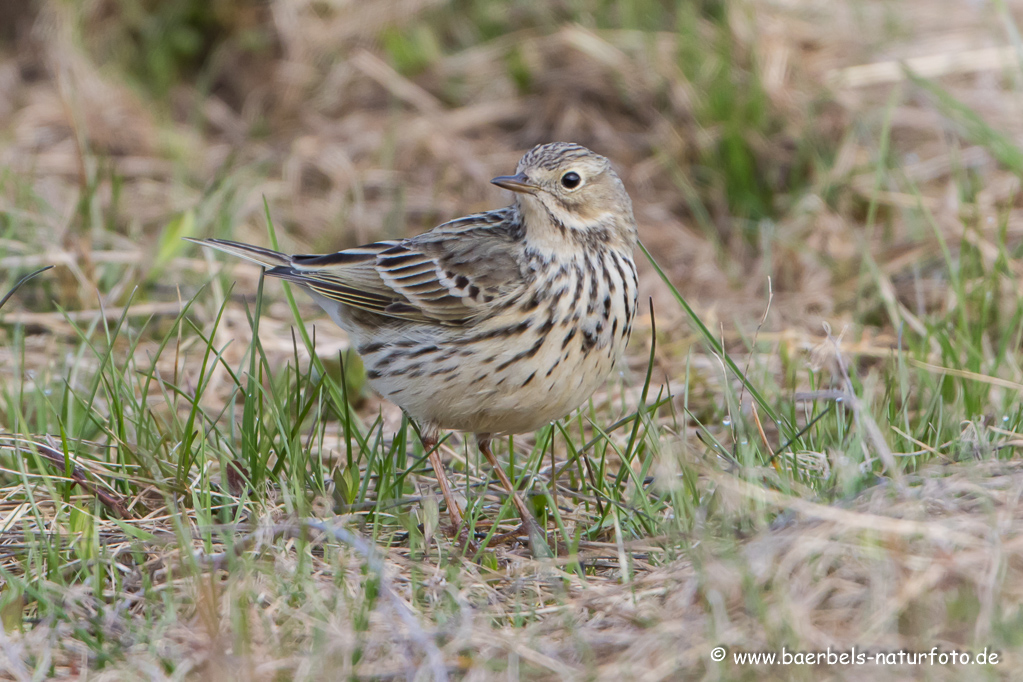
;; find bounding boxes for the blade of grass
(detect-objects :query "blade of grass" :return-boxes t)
[640,241,785,430]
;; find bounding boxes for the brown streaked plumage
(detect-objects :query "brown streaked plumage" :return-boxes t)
[188,142,638,555]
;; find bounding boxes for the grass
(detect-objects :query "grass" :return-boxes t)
[3,0,1023,679]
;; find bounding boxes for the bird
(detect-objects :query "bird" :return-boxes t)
[187,142,639,555]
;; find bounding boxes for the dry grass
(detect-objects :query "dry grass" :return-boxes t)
[3,460,1021,680]
[3,0,1023,679]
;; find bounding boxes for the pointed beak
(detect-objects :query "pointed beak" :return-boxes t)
[491,173,539,195]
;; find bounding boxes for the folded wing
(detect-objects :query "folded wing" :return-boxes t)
[187,209,525,326]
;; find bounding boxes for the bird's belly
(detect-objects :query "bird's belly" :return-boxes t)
[371,346,618,435]
[360,323,624,436]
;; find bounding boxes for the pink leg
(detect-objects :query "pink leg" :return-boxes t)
[421,433,463,529]
[477,435,551,557]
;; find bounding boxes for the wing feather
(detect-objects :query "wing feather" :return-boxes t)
[190,207,525,325]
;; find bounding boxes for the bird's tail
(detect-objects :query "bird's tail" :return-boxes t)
[185,238,293,269]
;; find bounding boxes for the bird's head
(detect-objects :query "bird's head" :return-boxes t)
[492,142,637,250]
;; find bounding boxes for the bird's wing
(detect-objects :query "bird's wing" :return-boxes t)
[371,208,526,323]
[191,208,525,325]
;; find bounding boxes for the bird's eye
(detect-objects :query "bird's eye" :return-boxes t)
[560,171,582,189]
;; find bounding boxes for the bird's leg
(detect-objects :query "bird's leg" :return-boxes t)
[477,435,552,558]
[421,433,464,530]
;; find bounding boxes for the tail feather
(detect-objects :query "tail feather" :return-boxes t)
[185,238,293,269]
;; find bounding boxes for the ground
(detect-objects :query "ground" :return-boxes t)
[1,0,1023,679]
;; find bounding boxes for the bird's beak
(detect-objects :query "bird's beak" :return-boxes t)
[491,173,539,195]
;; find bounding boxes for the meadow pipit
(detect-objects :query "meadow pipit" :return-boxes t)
[189,142,638,553]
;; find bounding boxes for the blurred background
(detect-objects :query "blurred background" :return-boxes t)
[7,1,1023,677]
[0,0,868,325]
[3,0,1021,335]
